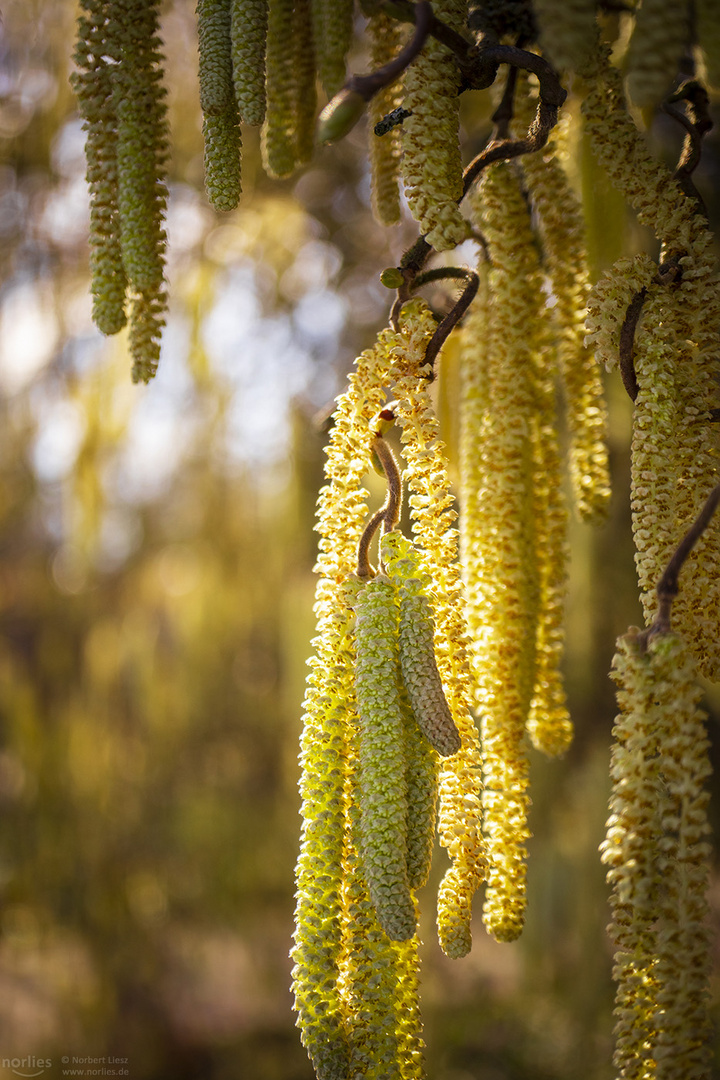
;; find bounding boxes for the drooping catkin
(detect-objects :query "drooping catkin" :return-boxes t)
[230,0,268,125]
[518,86,610,523]
[626,0,691,109]
[603,630,712,1080]
[262,0,299,178]
[291,0,317,168]
[585,253,658,372]
[382,530,461,758]
[72,0,127,336]
[401,0,468,250]
[353,576,416,941]
[401,695,439,892]
[532,0,598,76]
[291,576,358,1080]
[385,300,485,957]
[311,0,354,97]
[462,162,550,941]
[630,287,720,682]
[197,0,242,210]
[107,0,170,381]
[368,12,405,226]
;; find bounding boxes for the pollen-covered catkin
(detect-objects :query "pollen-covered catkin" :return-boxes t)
[385,300,485,957]
[585,254,658,372]
[353,577,416,941]
[230,0,268,125]
[518,86,610,523]
[401,0,468,250]
[72,0,127,336]
[626,0,691,109]
[462,162,546,941]
[291,577,358,1080]
[603,630,712,1080]
[368,11,404,226]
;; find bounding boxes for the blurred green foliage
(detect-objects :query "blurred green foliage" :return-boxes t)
[0,2,718,1079]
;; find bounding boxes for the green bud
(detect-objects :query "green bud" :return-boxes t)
[380,266,405,289]
[316,88,366,144]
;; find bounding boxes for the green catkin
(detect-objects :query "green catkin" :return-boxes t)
[72,0,127,336]
[202,103,242,210]
[312,0,354,98]
[107,0,169,380]
[291,577,358,1080]
[382,531,461,758]
[353,577,416,942]
[198,0,242,210]
[292,0,317,167]
[262,0,299,178]
[368,11,404,226]
[626,0,691,110]
[401,695,439,892]
[197,0,235,115]
[230,0,268,125]
[696,0,720,91]
[401,0,468,250]
[603,631,712,1080]
[532,0,598,76]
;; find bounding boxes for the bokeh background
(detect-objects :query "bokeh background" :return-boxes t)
[0,2,719,1078]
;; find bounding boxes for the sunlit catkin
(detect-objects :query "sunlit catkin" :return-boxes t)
[519,90,610,523]
[585,253,658,373]
[386,300,485,957]
[353,576,416,941]
[230,0,268,125]
[462,163,547,940]
[603,630,711,1080]
[401,0,468,250]
[368,11,404,226]
[291,576,358,1080]
[626,0,691,109]
[72,0,127,336]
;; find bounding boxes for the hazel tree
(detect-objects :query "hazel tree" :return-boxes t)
[72,2,720,1077]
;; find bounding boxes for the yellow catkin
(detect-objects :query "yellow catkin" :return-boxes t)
[518,86,610,523]
[585,253,658,372]
[339,798,424,1080]
[262,0,299,178]
[353,576,416,942]
[463,162,552,941]
[401,0,468,251]
[385,300,485,958]
[630,289,720,682]
[291,577,357,1080]
[72,0,128,336]
[626,0,691,109]
[532,0,598,76]
[603,631,712,1080]
[230,0,268,125]
[696,0,720,92]
[368,12,404,226]
[311,0,354,97]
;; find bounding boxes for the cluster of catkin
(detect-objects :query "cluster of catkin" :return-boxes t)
[292,300,486,1079]
[72,0,169,383]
